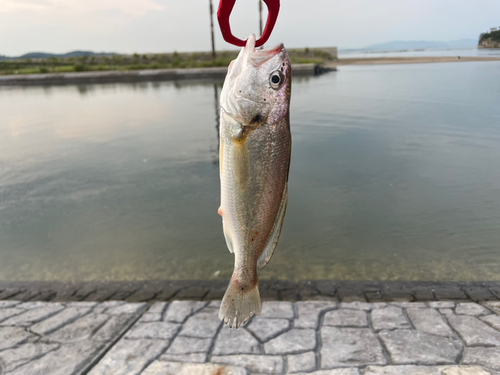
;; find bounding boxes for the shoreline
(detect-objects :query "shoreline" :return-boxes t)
[0,280,498,303]
[1,56,499,85]
[334,55,500,66]
[0,63,323,86]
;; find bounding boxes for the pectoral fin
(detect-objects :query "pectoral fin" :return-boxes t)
[257,183,288,269]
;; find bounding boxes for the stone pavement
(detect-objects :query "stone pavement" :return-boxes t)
[1,300,500,374]
[1,280,500,304]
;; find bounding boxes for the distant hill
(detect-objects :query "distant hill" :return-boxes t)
[364,39,477,51]
[0,50,116,60]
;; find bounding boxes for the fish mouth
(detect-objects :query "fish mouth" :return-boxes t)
[244,34,284,67]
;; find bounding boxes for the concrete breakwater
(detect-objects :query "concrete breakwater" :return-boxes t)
[0,64,331,86]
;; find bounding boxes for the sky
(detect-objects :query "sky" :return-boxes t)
[0,0,499,56]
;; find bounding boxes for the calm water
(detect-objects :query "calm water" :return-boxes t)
[1,61,500,282]
[339,47,500,58]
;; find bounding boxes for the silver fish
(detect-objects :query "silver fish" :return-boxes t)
[218,34,292,328]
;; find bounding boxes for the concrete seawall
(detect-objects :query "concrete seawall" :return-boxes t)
[0,64,331,86]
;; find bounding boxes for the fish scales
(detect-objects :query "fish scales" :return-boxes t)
[218,34,292,328]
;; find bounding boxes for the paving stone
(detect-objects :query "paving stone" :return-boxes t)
[407,308,454,337]
[378,329,462,365]
[104,302,147,315]
[179,307,221,338]
[65,301,98,308]
[447,314,500,346]
[264,328,316,355]
[97,301,126,309]
[160,353,207,363]
[455,303,489,316]
[389,302,427,308]
[30,306,92,335]
[125,321,180,340]
[212,327,260,355]
[323,309,367,327]
[0,288,24,300]
[483,301,500,315]
[439,309,454,317]
[364,366,491,375]
[212,354,284,374]
[166,336,212,354]
[149,302,169,314]
[340,302,375,311]
[385,294,414,302]
[88,338,168,375]
[480,314,500,331]
[295,301,336,329]
[152,287,179,301]
[143,361,248,375]
[462,347,500,371]
[176,286,210,300]
[433,287,468,301]
[365,291,385,302]
[17,301,53,309]
[287,351,316,373]
[164,301,207,323]
[0,301,20,308]
[294,370,360,375]
[139,312,163,323]
[316,281,337,297]
[83,288,116,302]
[320,327,386,368]
[428,302,455,309]
[364,365,442,374]
[207,300,221,308]
[439,366,494,375]
[0,343,59,372]
[371,306,411,331]
[412,288,435,301]
[246,317,290,342]
[464,286,497,302]
[260,301,295,319]
[92,314,136,342]
[46,313,109,343]
[0,307,25,323]
[0,304,64,326]
[68,284,97,301]
[0,326,35,350]
[125,290,157,303]
[10,341,104,375]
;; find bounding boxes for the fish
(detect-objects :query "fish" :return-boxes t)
[218,34,292,328]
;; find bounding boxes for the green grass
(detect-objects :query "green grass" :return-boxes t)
[0,49,335,76]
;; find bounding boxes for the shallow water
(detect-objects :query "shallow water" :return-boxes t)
[1,61,500,282]
[339,47,500,58]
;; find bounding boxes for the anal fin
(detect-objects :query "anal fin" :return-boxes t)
[257,183,288,269]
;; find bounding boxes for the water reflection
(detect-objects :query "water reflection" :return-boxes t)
[0,62,500,282]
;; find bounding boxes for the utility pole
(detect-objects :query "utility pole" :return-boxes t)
[209,0,216,60]
[259,0,263,37]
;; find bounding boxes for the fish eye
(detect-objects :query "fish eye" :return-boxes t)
[269,71,283,89]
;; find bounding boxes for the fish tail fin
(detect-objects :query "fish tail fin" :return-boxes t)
[219,280,261,328]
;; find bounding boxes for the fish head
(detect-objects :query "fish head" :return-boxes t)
[221,34,291,129]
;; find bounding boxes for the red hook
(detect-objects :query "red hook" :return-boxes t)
[217,0,280,47]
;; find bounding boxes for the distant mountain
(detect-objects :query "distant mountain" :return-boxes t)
[0,50,116,60]
[364,39,477,51]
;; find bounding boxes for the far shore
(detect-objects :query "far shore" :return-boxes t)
[1,56,499,86]
[331,56,500,66]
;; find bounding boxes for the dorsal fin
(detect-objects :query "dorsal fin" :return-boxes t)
[257,183,288,269]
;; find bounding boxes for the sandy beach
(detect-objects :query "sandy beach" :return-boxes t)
[332,56,500,66]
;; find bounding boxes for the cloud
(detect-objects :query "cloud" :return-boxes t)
[0,0,165,17]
